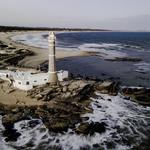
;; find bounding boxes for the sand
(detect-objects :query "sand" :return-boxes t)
[0,81,43,106]
[0,30,90,105]
[0,31,89,68]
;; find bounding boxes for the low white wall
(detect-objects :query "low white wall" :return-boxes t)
[58,71,69,81]
[0,70,69,91]
[28,75,49,86]
[13,80,33,91]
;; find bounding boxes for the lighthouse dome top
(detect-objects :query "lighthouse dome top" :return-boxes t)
[48,32,56,41]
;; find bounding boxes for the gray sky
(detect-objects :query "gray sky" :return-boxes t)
[0,0,150,30]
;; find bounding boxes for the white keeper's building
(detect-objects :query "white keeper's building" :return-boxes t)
[0,70,68,91]
[0,32,69,91]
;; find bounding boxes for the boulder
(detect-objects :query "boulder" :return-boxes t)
[3,127,21,142]
[62,86,67,92]
[0,79,4,84]
[35,94,43,100]
[28,120,40,128]
[95,81,119,95]
[2,113,22,127]
[75,122,107,135]
[28,80,94,102]
[122,87,150,106]
[48,119,69,133]
[0,44,8,49]
[68,80,88,91]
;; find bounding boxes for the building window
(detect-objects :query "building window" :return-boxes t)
[44,79,47,81]
[34,81,37,82]
[18,82,21,85]
[26,81,30,85]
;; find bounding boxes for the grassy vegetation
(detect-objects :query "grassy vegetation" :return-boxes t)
[0,49,34,66]
[0,25,109,32]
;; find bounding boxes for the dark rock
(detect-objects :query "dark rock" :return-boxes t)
[3,128,21,142]
[1,106,33,129]
[2,110,21,142]
[95,81,120,96]
[28,80,94,102]
[2,113,23,127]
[0,79,4,84]
[122,88,150,106]
[82,117,89,122]
[11,108,19,113]
[0,44,8,49]
[107,57,142,62]
[48,119,69,133]
[36,143,62,150]
[28,120,40,128]
[75,122,107,135]
[7,46,15,50]
[80,145,91,150]
[0,80,96,135]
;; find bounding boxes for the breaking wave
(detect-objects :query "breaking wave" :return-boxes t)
[0,93,150,150]
[134,62,150,73]
[78,43,128,59]
[11,33,48,49]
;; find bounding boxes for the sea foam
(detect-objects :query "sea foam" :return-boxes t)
[1,93,150,150]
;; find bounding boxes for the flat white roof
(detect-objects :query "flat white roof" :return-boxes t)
[13,71,49,81]
[0,70,68,81]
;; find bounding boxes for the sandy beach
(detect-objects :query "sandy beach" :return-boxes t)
[0,31,90,105]
[0,31,89,68]
[0,1,150,149]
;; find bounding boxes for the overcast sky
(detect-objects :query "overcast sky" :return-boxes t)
[0,0,150,30]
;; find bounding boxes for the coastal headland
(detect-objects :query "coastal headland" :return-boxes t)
[0,29,150,149]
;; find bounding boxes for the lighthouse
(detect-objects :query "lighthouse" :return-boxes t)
[0,32,69,91]
[48,32,58,83]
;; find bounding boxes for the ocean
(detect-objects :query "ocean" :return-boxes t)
[12,31,150,87]
[1,31,149,150]
[0,93,150,150]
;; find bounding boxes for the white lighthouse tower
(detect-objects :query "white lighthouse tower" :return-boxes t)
[0,31,69,91]
[48,32,58,83]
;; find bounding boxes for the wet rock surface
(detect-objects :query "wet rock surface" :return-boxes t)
[0,80,96,141]
[122,87,150,106]
[0,79,150,143]
[107,57,142,62]
[2,124,21,142]
[75,122,107,135]
[27,80,95,102]
[95,81,120,96]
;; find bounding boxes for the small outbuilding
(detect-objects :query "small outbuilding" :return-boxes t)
[0,70,69,91]
[0,32,69,91]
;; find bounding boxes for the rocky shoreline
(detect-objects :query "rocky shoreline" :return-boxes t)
[0,31,150,149]
[0,79,149,143]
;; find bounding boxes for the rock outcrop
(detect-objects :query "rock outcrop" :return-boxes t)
[0,80,97,141]
[95,81,120,96]
[122,87,150,106]
[27,80,95,102]
[75,122,107,135]
[107,57,142,62]
[1,78,149,142]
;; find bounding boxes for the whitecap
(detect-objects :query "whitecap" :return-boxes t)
[79,43,128,60]
[134,62,150,73]
[1,92,149,150]
[11,33,48,49]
